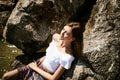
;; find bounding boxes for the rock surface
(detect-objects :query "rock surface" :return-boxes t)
[0,0,120,80]
[83,0,120,79]
[0,0,18,38]
[3,0,85,55]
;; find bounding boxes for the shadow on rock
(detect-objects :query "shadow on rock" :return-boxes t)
[10,52,45,69]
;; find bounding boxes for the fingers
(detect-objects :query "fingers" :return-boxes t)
[36,60,42,66]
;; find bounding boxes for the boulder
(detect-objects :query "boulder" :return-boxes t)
[83,0,120,79]
[3,0,84,55]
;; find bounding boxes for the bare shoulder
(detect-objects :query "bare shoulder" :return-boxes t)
[53,33,60,38]
[52,33,60,42]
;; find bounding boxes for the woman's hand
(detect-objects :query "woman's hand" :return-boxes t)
[28,62,38,70]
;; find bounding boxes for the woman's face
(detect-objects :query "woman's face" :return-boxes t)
[60,26,73,41]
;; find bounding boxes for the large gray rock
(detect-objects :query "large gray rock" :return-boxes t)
[83,0,120,80]
[3,0,84,55]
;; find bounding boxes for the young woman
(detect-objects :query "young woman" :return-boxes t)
[2,22,83,80]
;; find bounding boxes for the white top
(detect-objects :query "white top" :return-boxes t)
[42,40,74,73]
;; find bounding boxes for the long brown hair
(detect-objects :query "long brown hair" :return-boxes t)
[66,22,83,58]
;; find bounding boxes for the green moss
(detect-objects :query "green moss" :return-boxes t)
[0,39,23,78]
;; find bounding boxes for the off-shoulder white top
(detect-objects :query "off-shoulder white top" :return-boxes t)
[42,40,74,73]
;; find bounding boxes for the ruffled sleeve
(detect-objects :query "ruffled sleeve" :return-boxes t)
[60,54,74,69]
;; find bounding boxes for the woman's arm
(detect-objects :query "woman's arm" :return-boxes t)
[28,62,65,80]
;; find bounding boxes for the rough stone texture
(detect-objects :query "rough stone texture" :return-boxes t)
[0,0,18,38]
[1,0,120,80]
[83,0,120,80]
[3,0,84,55]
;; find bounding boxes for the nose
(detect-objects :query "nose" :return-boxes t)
[61,30,66,35]
[60,31,64,38]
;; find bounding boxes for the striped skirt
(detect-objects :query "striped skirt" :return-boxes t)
[17,65,45,80]
[17,58,45,80]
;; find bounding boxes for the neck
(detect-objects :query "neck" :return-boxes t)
[59,40,71,48]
